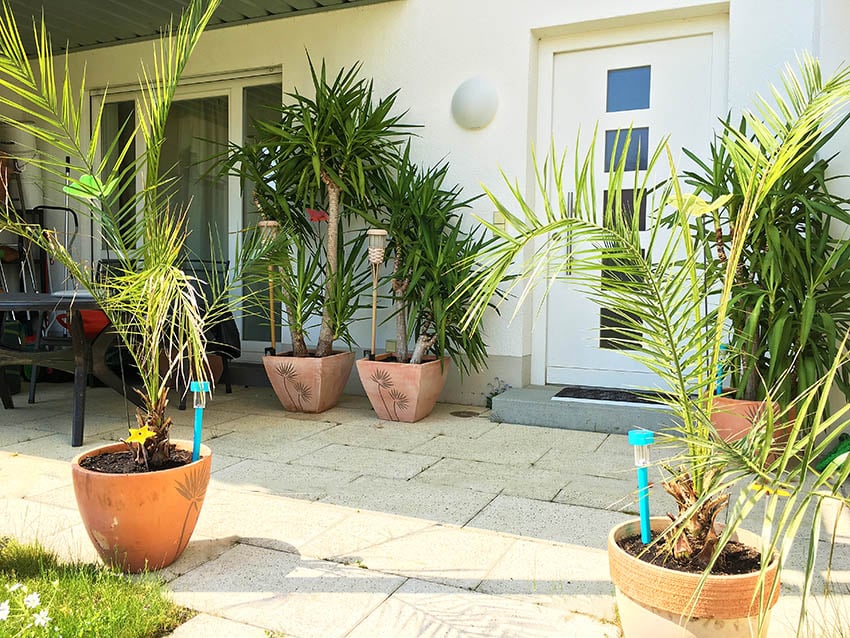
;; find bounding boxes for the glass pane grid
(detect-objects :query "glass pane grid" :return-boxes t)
[606,65,651,113]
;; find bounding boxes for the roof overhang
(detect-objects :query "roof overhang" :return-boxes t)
[8,0,397,55]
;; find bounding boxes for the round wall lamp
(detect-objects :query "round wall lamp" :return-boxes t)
[451,76,498,130]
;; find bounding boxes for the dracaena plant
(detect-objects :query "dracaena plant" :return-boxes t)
[682,113,850,407]
[0,0,268,470]
[367,144,490,374]
[455,54,850,631]
[223,54,412,358]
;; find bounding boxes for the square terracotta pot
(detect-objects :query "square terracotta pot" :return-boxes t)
[263,351,354,413]
[356,354,449,422]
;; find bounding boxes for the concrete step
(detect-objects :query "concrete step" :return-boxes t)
[490,385,671,435]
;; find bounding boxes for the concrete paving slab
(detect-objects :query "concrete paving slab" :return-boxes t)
[346,577,620,638]
[0,451,72,498]
[1,432,115,462]
[303,514,516,590]
[467,494,630,549]
[160,535,240,583]
[169,542,405,638]
[211,458,359,499]
[320,475,497,527]
[409,431,551,466]
[166,613,269,638]
[0,425,58,448]
[0,497,81,546]
[413,457,569,501]
[292,443,441,481]
[194,490,352,553]
[477,538,616,621]
[210,428,331,463]
[310,421,439,452]
[37,522,100,565]
[215,412,341,438]
[554,473,648,515]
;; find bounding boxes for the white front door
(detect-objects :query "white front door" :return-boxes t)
[539,18,727,388]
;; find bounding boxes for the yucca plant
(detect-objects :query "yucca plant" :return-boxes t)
[0,0,267,470]
[368,144,490,373]
[224,55,411,358]
[456,54,850,631]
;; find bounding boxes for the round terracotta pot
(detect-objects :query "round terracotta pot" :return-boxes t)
[711,396,774,441]
[263,350,354,413]
[72,440,212,573]
[608,517,780,638]
[356,355,449,422]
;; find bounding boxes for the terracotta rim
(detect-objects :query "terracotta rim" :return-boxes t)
[72,440,212,473]
[608,517,780,619]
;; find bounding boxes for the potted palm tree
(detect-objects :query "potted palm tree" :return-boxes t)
[458,54,850,636]
[356,146,490,422]
[0,0,267,573]
[222,56,410,412]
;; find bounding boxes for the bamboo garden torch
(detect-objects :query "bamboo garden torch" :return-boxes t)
[366,229,387,361]
[257,218,280,356]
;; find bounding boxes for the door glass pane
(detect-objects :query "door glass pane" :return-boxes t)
[606,66,651,112]
[160,95,228,260]
[604,127,649,172]
[242,83,283,344]
[99,100,136,251]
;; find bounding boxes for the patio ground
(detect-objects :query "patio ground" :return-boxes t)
[1,383,849,636]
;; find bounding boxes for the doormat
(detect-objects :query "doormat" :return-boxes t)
[552,385,667,405]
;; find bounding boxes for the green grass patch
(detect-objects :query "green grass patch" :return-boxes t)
[0,537,191,637]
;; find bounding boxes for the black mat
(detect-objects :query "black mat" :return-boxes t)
[552,384,666,405]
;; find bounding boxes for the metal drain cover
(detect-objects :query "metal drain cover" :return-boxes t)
[450,410,481,418]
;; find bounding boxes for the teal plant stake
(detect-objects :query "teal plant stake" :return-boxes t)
[716,343,727,395]
[628,429,655,544]
[189,381,210,462]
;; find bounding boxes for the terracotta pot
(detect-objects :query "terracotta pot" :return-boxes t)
[72,440,211,574]
[263,350,354,413]
[356,354,449,422]
[608,517,780,638]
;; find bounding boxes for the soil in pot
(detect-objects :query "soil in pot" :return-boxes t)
[80,449,192,473]
[618,531,762,575]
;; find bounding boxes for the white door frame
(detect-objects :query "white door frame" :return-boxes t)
[530,14,729,386]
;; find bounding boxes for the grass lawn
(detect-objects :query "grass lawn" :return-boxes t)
[0,537,191,637]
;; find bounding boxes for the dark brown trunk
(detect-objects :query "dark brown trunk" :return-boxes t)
[391,251,408,361]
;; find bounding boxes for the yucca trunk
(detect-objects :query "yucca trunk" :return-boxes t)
[392,251,409,361]
[315,176,340,357]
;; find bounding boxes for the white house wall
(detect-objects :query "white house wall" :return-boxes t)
[9,0,847,403]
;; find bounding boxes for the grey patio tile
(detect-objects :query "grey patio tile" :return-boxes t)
[477,538,617,621]
[215,412,341,438]
[302,514,516,590]
[413,457,569,501]
[554,473,654,515]
[466,494,630,549]
[169,543,405,638]
[211,458,359,500]
[0,451,72,498]
[194,490,352,552]
[291,443,440,480]
[210,426,331,462]
[167,613,268,638]
[409,430,551,465]
[346,577,620,638]
[320,475,497,526]
[1,431,117,461]
[0,497,81,545]
[310,421,438,452]
[490,422,608,451]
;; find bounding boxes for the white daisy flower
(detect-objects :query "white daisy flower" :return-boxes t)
[23,592,40,608]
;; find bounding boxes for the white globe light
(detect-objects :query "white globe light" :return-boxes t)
[451,76,498,130]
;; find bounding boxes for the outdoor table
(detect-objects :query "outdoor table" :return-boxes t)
[0,292,105,447]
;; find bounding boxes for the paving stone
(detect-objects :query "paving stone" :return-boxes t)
[0,426,58,448]
[0,452,72,498]
[167,613,269,638]
[0,497,81,545]
[210,428,331,462]
[211,458,359,500]
[194,490,352,552]
[477,538,617,620]
[215,412,340,438]
[413,457,569,501]
[409,431,552,465]
[292,443,440,480]
[321,475,497,526]
[302,513,516,590]
[346,577,620,638]
[554,473,658,515]
[1,432,116,462]
[467,494,630,549]
[310,421,438,452]
[169,543,405,638]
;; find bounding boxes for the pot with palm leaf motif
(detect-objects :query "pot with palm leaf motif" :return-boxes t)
[263,351,355,413]
[356,354,449,422]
